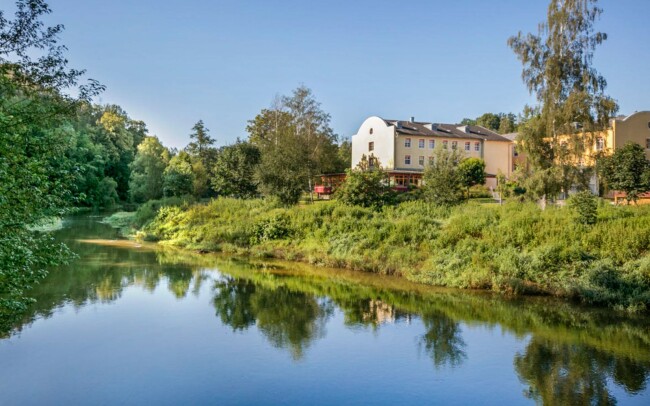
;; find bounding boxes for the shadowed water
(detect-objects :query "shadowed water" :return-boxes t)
[1,216,649,405]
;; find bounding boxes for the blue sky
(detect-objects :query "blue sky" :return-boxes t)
[38,0,650,148]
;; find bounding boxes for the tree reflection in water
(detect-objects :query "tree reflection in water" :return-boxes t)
[515,337,648,405]
[418,312,466,368]
[212,276,333,359]
[3,216,649,404]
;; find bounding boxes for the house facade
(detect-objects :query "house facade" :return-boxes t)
[351,116,514,188]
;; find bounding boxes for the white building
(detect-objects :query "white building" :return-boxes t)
[351,116,515,188]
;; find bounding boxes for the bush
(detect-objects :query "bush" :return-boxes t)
[568,191,598,225]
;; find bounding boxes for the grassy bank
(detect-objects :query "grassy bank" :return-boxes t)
[107,198,650,311]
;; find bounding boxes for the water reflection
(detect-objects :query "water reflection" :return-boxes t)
[516,338,648,405]
[2,216,649,404]
[212,276,333,359]
[419,312,466,368]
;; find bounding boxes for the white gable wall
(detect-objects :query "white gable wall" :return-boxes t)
[351,116,396,170]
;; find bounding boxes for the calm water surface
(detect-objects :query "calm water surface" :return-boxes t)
[1,216,649,405]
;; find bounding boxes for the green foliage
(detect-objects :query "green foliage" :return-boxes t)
[509,0,618,193]
[163,151,195,197]
[335,155,394,209]
[185,120,217,198]
[568,191,598,225]
[458,158,486,197]
[0,0,100,322]
[459,113,518,133]
[598,142,650,203]
[211,140,261,198]
[129,136,170,203]
[248,86,343,204]
[137,197,650,312]
[423,148,465,206]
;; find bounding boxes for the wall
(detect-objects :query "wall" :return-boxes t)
[613,111,650,160]
[394,135,482,171]
[483,140,512,178]
[351,117,395,170]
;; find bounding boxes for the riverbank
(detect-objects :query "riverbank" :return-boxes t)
[105,198,650,312]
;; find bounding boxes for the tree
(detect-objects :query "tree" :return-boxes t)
[211,141,261,199]
[508,0,618,197]
[186,120,217,198]
[598,143,650,204]
[248,86,340,205]
[186,120,216,163]
[129,136,170,203]
[458,158,486,198]
[423,148,465,206]
[336,155,393,209]
[282,85,340,201]
[163,151,195,197]
[0,0,102,326]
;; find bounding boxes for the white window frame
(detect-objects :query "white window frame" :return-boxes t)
[404,138,411,148]
[429,139,435,149]
[475,142,480,151]
[404,155,411,165]
[452,141,458,150]
[464,141,471,151]
[419,156,425,166]
[443,140,448,149]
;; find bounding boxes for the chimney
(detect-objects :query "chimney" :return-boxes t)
[410,116,415,123]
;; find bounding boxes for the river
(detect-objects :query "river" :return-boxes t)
[1,215,649,405]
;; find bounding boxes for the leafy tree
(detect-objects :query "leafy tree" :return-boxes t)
[0,0,102,325]
[458,158,486,198]
[248,86,340,204]
[336,138,352,171]
[186,120,217,197]
[336,155,393,209]
[508,0,618,196]
[163,151,195,197]
[186,120,216,163]
[211,140,261,198]
[598,142,650,204]
[129,136,170,203]
[422,148,465,206]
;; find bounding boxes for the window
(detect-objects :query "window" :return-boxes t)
[428,156,434,165]
[596,137,604,151]
[369,157,377,168]
[368,141,374,152]
[405,138,411,147]
[419,156,425,166]
[475,142,480,152]
[404,155,411,165]
[646,138,650,149]
[429,139,435,149]
[464,141,471,151]
[369,128,373,135]
[513,146,519,157]
[419,139,425,148]
[452,141,458,150]
[443,140,448,149]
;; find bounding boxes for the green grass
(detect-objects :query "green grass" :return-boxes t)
[129,197,650,312]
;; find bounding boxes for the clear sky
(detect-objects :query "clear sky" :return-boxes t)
[35,0,650,148]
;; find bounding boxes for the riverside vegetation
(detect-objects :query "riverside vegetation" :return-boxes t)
[105,196,650,312]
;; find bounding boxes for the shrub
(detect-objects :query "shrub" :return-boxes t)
[568,191,598,225]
